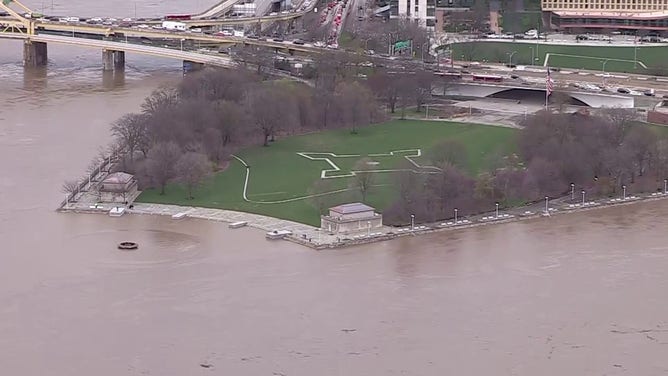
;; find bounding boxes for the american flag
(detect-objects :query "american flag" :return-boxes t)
[546,68,554,96]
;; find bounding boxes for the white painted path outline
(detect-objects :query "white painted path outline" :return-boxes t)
[297,149,441,178]
[543,53,647,69]
[232,149,441,204]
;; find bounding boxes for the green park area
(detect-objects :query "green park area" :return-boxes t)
[451,41,668,74]
[138,120,517,226]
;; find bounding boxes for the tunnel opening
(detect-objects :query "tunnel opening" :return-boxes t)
[488,88,589,107]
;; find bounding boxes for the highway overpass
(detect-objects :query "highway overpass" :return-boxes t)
[26,34,236,67]
[0,18,323,51]
[443,83,635,108]
[193,0,243,19]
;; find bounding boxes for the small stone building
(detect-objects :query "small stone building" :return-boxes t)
[321,203,383,234]
[99,172,138,203]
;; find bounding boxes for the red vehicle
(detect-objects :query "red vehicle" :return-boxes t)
[164,14,192,21]
[472,74,503,83]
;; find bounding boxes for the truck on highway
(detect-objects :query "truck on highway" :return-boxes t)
[161,21,187,31]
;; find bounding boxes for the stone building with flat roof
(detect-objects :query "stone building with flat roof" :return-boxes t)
[321,203,383,234]
[99,172,138,203]
[542,0,668,33]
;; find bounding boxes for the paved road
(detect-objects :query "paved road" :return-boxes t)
[456,62,668,98]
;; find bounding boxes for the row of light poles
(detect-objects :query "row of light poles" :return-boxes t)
[410,179,668,229]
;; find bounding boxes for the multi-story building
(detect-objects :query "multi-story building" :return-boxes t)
[389,0,437,28]
[542,0,668,33]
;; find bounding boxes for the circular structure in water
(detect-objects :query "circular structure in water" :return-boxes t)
[117,241,139,250]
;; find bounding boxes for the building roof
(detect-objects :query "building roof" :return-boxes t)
[554,10,668,19]
[329,202,375,214]
[103,172,134,184]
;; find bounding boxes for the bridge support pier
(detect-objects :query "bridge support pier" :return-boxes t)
[102,50,125,71]
[114,51,125,71]
[183,60,205,75]
[23,41,48,68]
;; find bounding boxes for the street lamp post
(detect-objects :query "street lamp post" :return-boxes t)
[570,183,575,202]
[529,47,534,66]
[602,59,610,85]
[508,51,517,66]
[582,190,586,205]
[622,185,627,200]
[410,214,415,231]
[544,196,549,213]
[495,202,499,218]
[454,208,458,224]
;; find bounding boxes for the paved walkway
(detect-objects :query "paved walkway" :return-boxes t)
[127,203,374,247]
[61,190,668,249]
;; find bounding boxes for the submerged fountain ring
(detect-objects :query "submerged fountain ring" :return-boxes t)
[117,241,139,250]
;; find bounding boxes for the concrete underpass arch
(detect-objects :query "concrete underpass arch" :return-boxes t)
[488,88,589,107]
[443,83,634,108]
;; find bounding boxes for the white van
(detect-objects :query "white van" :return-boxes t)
[161,21,187,31]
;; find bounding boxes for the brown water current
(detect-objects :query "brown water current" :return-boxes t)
[1,2,667,375]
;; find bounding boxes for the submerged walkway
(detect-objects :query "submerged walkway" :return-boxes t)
[61,191,668,250]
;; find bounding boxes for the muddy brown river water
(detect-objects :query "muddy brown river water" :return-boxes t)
[1,2,667,374]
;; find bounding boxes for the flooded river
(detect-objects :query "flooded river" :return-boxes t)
[1,2,667,375]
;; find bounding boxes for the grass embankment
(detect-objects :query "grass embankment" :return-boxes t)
[451,42,668,74]
[138,120,518,226]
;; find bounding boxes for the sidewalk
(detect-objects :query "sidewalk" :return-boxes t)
[61,191,668,250]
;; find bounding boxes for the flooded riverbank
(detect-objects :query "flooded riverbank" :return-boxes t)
[1,2,668,374]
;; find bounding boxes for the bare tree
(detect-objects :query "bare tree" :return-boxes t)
[246,86,297,146]
[351,157,375,202]
[61,179,80,195]
[146,141,182,195]
[427,139,468,168]
[623,125,655,178]
[651,138,668,180]
[308,178,337,214]
[368,70,400,113]
[141,87,179,116]
[521,157,565,200]
[600,107,638,142]
[111,113,149,162]
[550,91,571,113]
[179,67,257,102]
[413,69,434,112]
[336,81,374,134]
[470,0,490,32]
[175,152,211,199]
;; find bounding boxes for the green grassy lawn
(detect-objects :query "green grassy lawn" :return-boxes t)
[451,41,668,74]
[138,120,518,226]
